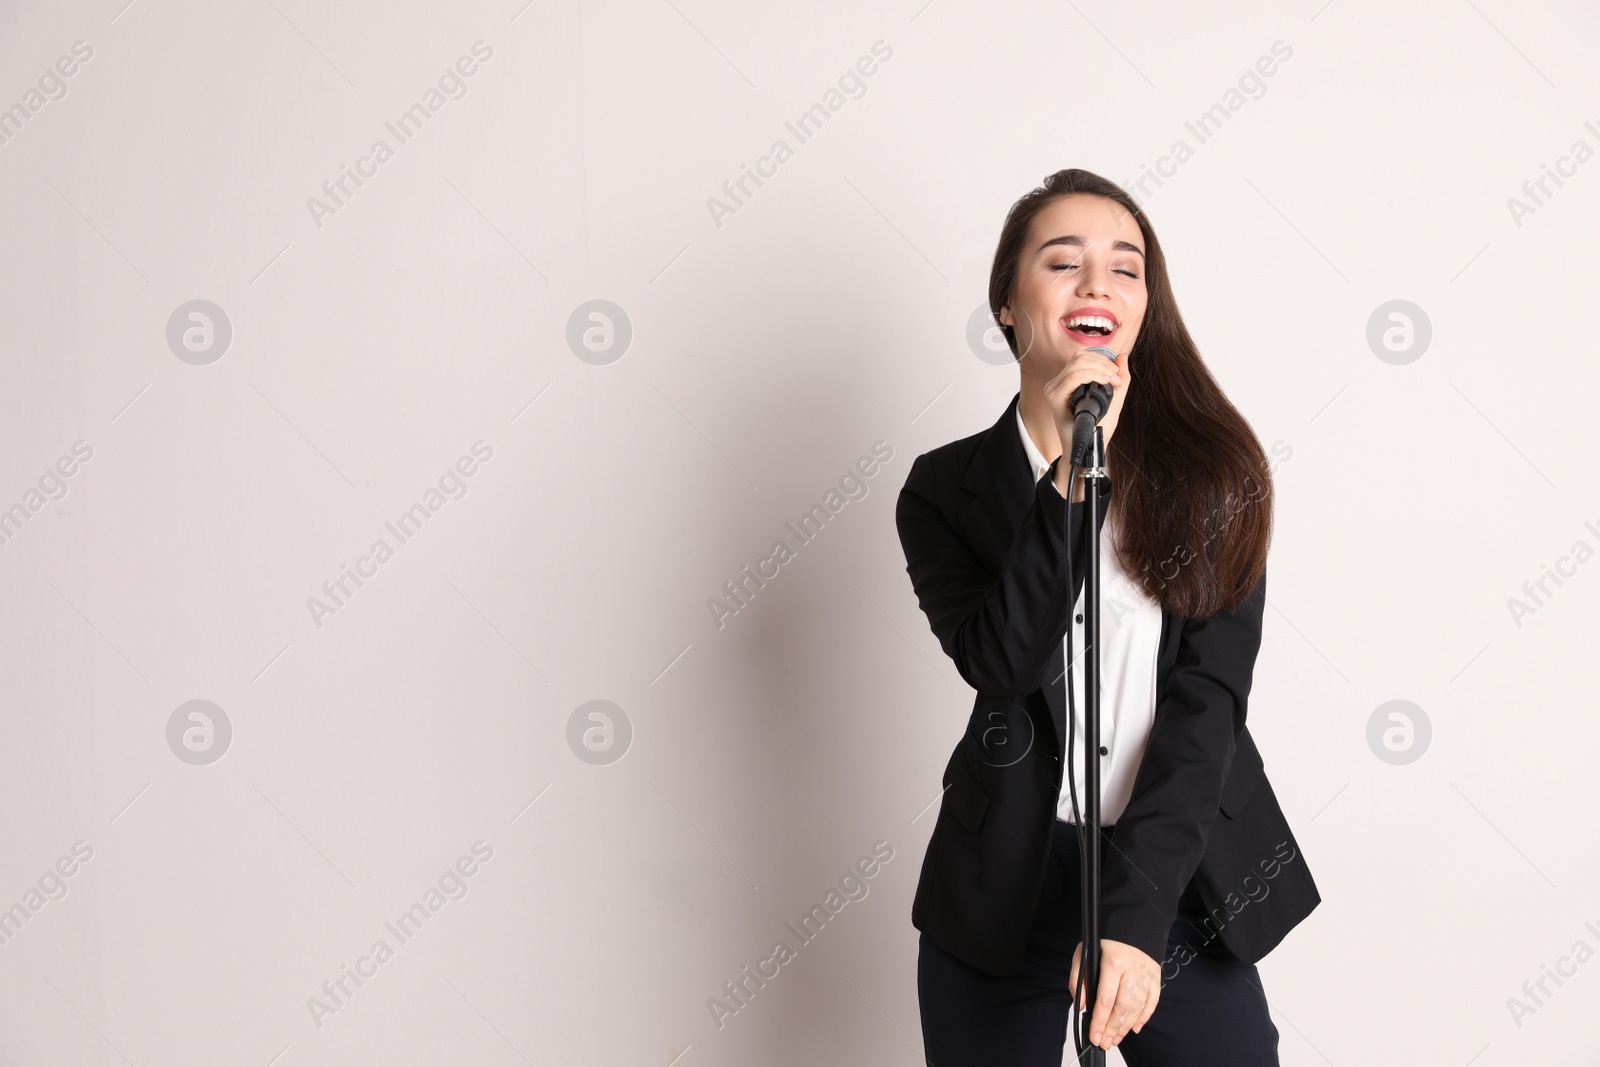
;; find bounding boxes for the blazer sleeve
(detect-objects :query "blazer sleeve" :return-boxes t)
[1098,568,1268,962]
[895,453,1111,697]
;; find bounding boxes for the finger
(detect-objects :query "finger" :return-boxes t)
[1056,363,1120,401]
[1050,355,1119,393]
[1105,980,1148,1046]
[1088,349,1125,386]
[1107,957,1155,1044]
[1126,968,1159,1037]
[1088,963,1122,1047]
[1132,986,1158,1034]
[1099,349,1127,384]
[1102,983,1137,1045]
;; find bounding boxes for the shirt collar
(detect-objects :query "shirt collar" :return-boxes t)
[1015,403,1052,482]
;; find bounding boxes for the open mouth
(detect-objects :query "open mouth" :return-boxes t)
[1062,309,1118,345]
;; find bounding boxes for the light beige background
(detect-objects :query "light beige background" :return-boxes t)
[0,0,1596,1063]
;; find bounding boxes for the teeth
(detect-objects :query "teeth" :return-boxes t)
[1066,314,1115,332]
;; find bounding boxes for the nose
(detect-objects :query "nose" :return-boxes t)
[1075,260,1113,299]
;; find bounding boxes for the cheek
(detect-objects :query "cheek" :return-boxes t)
[1124,304,1148,336]
[1017,281,1061,328]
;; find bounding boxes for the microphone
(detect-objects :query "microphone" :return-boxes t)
[1068,344,1119,466]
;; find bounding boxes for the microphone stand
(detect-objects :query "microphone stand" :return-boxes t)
[1078,424,1110,1065]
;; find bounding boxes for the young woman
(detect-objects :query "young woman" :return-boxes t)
[895,169,1320,1066]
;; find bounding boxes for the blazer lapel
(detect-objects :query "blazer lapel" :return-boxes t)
[954,393,1072,752]
[956,392,1033,562]
[950,392,1184,756]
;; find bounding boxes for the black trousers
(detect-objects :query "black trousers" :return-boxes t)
[918,819,1280,1066]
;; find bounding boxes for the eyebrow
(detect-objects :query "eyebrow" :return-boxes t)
[1035,235,1145,258]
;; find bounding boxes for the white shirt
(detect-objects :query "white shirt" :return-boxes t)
[1016,407,1164,826]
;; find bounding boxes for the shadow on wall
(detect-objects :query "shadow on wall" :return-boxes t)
[686,363,947,1060]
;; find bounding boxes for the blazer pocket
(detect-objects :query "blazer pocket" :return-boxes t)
[944,758,991,833]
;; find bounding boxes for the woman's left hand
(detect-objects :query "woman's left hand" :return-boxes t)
[1069,936,1160,1049]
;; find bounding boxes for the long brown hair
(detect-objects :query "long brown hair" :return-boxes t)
[990,168,1271,619]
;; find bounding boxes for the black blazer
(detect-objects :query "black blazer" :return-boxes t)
[895,392,1320,974]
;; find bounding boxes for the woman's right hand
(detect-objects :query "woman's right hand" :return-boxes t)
[1047,347,1126,501]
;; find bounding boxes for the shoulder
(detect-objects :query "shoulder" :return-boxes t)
[1170,566,1268,646]
[902,425,988,496]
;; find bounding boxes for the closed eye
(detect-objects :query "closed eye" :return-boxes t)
[1050,264,1140,278]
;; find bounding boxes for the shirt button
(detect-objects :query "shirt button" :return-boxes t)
[1099,746,1108,756]
[1076,614,1084,622]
